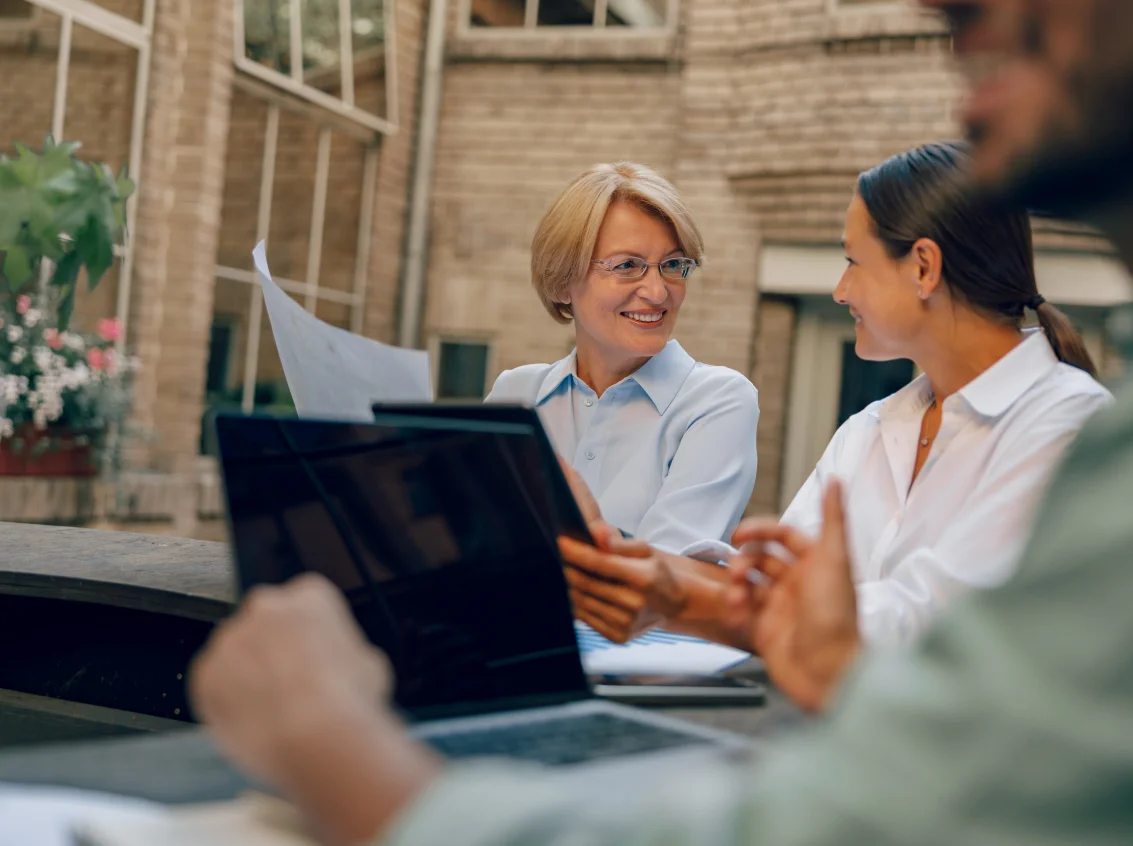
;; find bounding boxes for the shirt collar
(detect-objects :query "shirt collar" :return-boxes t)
[956,329,1059,418]
[873,329,1058,421]
[627,340,697,414]
[534,340,696,415]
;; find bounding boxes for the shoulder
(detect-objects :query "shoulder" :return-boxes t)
[1019,363,1114,424]
[681,363,759,413]
[485,363,558,404]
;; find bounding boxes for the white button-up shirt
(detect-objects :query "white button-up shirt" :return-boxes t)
[486,339,760,553]
[778,331,1112,645]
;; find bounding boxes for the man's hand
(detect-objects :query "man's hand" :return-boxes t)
[189,574,440,846]
[727,481,863,713]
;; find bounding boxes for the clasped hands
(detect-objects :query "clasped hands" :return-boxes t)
[559,461,863,713]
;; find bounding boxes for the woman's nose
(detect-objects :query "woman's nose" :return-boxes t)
[637,267,668,303]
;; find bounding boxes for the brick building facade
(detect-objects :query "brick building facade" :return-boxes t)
[1,0,1128,537]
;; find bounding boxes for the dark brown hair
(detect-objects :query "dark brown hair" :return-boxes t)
[857,141,1097,377]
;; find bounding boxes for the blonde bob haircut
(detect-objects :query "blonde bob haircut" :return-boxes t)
[531,162,706,324]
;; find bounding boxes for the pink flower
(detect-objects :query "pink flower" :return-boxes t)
[86,348,105,371]
[97,318,122,342]
[44,329,64,350]
[16,295,30,315]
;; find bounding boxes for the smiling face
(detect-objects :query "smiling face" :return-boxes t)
[835,194,932,361]
[920,0,1133,216]
[564,200,688,370]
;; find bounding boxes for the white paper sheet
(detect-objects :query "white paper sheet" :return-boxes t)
[0,784,160,846]
[582,640,749,676]
[0,785,317,846]
[254,242,432,421]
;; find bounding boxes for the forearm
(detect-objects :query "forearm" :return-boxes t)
[666,559,751,651]
[277,706,442,846]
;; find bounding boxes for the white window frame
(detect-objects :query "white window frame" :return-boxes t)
[459,0,678,35]
[233,0,399,136]
[212,97,381,413]
[21,0,155,357]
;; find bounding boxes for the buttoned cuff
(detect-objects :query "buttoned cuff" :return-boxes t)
[677,539,736,565]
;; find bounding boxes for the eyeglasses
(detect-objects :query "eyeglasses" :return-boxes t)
[591,255,700,281]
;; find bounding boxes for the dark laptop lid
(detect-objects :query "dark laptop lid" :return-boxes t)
[372,403,592,544]
[213,413,590,721]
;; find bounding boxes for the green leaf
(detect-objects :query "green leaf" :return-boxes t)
[51,248,82,289]
[56,281,76,331]
[76,219,114,291]
[1,245,34,291]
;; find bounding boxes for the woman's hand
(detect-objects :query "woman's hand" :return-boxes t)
[726,481,863,713]
[559,524,738,645]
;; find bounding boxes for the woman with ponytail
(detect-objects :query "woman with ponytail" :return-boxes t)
[560,141,1113,650]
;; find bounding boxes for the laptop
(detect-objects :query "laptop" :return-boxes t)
[372,402,592,543]
[213,413,751,769]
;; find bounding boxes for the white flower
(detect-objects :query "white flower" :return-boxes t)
[32,346,53,371]
[26,390,38,408]
[7,325,22,343]
[23,308,41,328]
[10,347,25,365]
[0,418,12,439]
[33,409,47,430]
[64,333,84,351]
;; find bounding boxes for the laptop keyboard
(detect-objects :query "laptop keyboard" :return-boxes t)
[422,712,707,766]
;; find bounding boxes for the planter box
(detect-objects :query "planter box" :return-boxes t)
[0,426,97,477]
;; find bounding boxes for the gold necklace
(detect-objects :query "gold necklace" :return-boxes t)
[919,399,938,448]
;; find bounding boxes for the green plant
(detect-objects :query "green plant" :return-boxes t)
[0,135,135,329]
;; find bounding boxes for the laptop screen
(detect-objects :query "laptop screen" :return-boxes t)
[215,414,590,719]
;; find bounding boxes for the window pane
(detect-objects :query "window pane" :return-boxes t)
[2,3,60,155]
[469,0,525,26]
[300,0,342,83]
[351,0,385,53]
[837,341,914,426]
[243,0,292,75]
[538,0,593,26]
[437,342,489,400]
[606,0,665,26]
[201,278,295,454]
[65,22,139,332]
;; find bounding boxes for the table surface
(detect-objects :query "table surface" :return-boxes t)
[0,689,809,804]
[0,522,236,622]
[0,522,809,803]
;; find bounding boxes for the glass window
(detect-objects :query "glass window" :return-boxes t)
[238,0,394,132]
[471,0,670,29]
[836,340,914,426]
[437,341,490,400]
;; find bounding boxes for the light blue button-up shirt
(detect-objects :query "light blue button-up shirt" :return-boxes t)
[486,340,759,553]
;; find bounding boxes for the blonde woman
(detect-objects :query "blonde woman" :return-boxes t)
[487,162,759,554]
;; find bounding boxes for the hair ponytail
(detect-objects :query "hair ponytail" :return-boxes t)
[1033,300,1098,377]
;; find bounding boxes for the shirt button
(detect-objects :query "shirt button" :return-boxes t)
[586,450,595,460]
[584,399,593,407]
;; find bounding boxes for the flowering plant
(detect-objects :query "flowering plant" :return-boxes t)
[0,291,137,461]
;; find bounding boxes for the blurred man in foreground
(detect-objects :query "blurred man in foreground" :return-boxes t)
[190,3,1133,844]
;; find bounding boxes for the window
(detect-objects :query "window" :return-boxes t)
[836,341,915,426]
[236,0,398,134]
[5,0,154,352]
[469,0,670,29]
[436,341,490,400]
